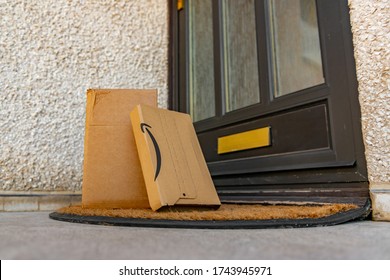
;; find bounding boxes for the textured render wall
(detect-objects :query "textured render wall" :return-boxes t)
[348,0,390,185]
[0,0,169,191]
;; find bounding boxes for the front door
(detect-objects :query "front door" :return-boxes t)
[170,0,368,205]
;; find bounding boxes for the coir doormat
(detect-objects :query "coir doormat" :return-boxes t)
[49,202,371,229]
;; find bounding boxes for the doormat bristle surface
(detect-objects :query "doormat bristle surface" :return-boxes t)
[57,203,358,221]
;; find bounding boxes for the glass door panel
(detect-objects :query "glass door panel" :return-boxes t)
[189,0,215,122]
[222,0,260,112]
[269,0,324,97]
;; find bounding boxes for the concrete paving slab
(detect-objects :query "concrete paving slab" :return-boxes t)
[0,212,389,259]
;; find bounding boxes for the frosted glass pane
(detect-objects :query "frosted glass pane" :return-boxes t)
[223,0,260,112]
[269,0,324,97]
[189,0,215,122]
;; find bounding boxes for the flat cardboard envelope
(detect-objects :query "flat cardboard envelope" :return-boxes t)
[130,105,221,211]
[82,89,157,209]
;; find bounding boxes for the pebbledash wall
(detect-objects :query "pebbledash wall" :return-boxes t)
[349,0,389,220]
[0,0,389,218]
[0,0,169,211]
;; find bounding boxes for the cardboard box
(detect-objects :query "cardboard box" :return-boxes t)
[82,89,157,209]
[130,105,221,211]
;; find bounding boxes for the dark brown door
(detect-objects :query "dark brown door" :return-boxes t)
[170,0,368,205]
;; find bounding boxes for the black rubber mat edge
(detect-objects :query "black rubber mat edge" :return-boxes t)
[49,199,371,229]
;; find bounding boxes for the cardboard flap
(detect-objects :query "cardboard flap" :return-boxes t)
[87,89,157,126]
[130,105,221,211]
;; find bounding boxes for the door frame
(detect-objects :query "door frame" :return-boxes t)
[168,0,369,206]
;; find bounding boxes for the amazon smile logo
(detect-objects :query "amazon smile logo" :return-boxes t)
[140,123,161,181]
